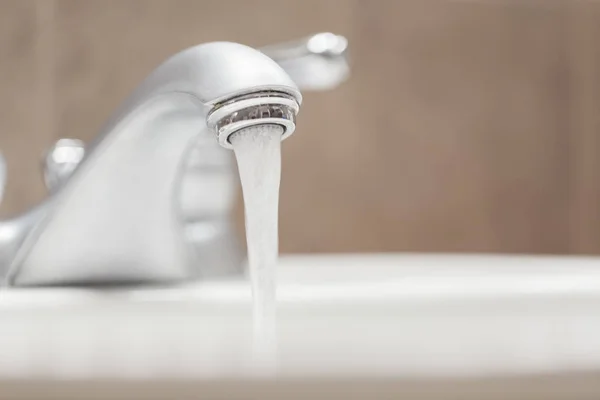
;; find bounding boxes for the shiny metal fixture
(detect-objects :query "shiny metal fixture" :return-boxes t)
[261,32,349,91]
[208,92,299,149]
[0,33,349,287]
[43,138,86,193]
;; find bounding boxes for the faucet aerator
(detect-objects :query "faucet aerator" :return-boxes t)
[207,91,300,149]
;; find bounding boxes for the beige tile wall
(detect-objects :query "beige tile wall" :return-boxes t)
[0,0,598,254]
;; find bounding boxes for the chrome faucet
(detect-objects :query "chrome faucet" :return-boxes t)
[0,33,348,287]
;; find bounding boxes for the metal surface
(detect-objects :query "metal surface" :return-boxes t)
[0,37,303,285]
[43,138,86,193]
[261,32,350,91]
[207,92,299,149]
[0,33,348,286]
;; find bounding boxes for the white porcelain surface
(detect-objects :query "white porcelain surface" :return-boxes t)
[1,254,600,380]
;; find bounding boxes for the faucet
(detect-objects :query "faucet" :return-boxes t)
[0,33,348,287]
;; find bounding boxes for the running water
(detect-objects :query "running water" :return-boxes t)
[230,124,283,373]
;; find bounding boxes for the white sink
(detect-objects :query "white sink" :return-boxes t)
[2,254,600,397]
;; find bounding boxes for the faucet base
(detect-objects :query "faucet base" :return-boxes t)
[6,95,229,287]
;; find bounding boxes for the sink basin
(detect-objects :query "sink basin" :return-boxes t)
[2,253,600,398]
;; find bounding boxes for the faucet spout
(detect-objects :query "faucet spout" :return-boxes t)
[6,42,301,286]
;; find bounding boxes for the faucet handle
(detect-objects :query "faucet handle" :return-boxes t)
[43,138,85,193]
[261,32,350,91]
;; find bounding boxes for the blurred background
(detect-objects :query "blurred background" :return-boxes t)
[0,0,598,255]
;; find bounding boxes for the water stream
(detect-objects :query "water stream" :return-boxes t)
[230,124,283,373]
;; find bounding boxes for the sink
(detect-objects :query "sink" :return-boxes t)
[2,253,600,398]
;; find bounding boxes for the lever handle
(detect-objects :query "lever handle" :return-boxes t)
[260,32,349,91]
[43,138,85,192]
